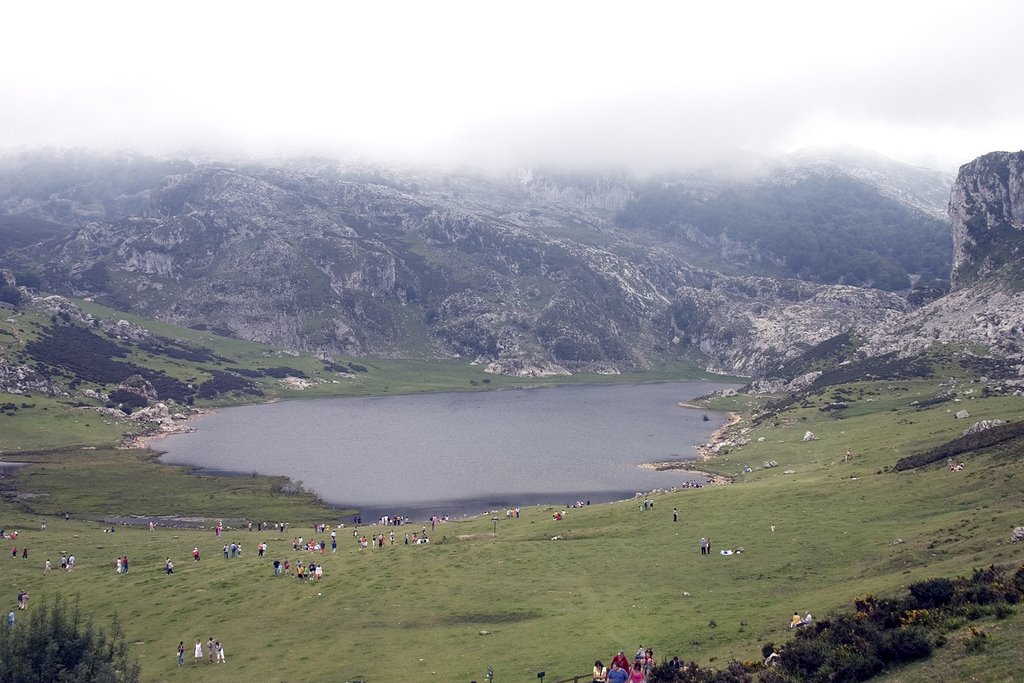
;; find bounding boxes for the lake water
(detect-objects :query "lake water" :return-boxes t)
[158,381,735,520]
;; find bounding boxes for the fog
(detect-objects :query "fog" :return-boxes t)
[3,1,1022,171]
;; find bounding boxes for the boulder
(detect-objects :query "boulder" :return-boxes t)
[954,410,970,419]
[962,419,1007,437]
[1012,527,1024,543]
[802,431,818,442]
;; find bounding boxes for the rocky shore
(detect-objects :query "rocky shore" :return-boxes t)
[640,409,743,485]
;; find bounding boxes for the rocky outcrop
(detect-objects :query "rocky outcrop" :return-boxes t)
[949,151,1024,290]
[864,152,1024,367]
[4,150,999,378]
[0,361,65,396]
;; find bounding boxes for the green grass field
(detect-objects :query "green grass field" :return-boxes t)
[2,301,1024,680]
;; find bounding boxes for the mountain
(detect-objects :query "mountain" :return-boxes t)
[861,150,1024,363]
[615,149,953,290]
[0,147,982,377]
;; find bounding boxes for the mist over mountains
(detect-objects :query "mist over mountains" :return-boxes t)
[0,147,1020,378]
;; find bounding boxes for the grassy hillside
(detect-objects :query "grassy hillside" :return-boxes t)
[2,300,1024,681]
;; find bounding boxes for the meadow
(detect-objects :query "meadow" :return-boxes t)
[2,368,1023,682]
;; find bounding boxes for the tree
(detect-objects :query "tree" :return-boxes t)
[0,595,140,682]
[0,284,23,307]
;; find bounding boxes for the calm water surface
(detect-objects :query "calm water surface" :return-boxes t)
[159,381,735,519]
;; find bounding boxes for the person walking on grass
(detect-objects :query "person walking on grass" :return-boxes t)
[194,639,203,663]
[207,637,214,663]
[177,641,185,667]
[215,639,225,663]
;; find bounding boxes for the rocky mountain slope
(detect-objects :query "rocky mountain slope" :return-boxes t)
[0,148,1011,378]
[862,151,1024,362]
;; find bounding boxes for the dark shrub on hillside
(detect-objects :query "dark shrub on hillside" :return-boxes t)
[894,420,1024,470]
[227,367,265,378]
[0,594,140,682]
[196,370,263,399]
[24,323,193,402]
[776,635,829,681]
[877,627,932,663]
[137,337,228,363]
[911,393,955,409]
[0,284,24,307]
[107,389,148,410]
[909,577,956,608]
[260,366,307,379]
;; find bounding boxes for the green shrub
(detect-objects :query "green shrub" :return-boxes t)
[909,577,956,608]
[0,595,140,682]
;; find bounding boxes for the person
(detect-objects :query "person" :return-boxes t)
[673,507,678,522]
[116,557,122,573]
[7,612,13,629]
[177,641,185,667]
[207,637,214,663]
[165,558,174,574]
[610,651,630,671]
[706,537,712,554]
[194,639,203,662]
[44,559,50,574]
[628,661,645,683]
[791,611,803,628]
[215,639,225,663]
[193,547,200,561]
[17,591,24,610]
[700,537,707,555]
[20,592,28,610]
[21,547,27,559]
[845,448,852,462]
[803,612,813,625]
[593,659,608,682]
[606,660,628,683]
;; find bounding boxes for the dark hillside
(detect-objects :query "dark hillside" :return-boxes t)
[618,175,951,290]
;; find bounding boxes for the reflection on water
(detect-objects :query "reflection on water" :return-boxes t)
[159,381,736,519]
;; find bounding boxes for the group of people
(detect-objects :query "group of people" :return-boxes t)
[790,611,813,628]
[178,637,225,666]
[592,647,670,682]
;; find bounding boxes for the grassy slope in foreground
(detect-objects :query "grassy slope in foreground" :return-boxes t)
[1,366,1022,681]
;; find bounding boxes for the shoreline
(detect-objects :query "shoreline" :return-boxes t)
[695,411,742,461]
[125,406,218,450]
[638,408,743,486]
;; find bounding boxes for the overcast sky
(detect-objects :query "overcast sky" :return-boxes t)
[2,0,1022,172]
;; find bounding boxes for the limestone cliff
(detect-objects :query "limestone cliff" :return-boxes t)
[949,151,1024,290]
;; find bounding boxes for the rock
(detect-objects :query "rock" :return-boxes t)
[962,419,1007,437]
[118,374,159,401]
[1012,527,1024,543]
[802,431,818,442]
[949,151,1024,290]
[954,410,970,419]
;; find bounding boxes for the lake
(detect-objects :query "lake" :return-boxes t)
[158,381,735,520]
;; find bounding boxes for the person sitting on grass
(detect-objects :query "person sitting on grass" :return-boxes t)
[790,611,803,628]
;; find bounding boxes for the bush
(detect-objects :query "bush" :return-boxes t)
[909,577,956,608]
[0,595,140,682]
[878,627,932,663]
